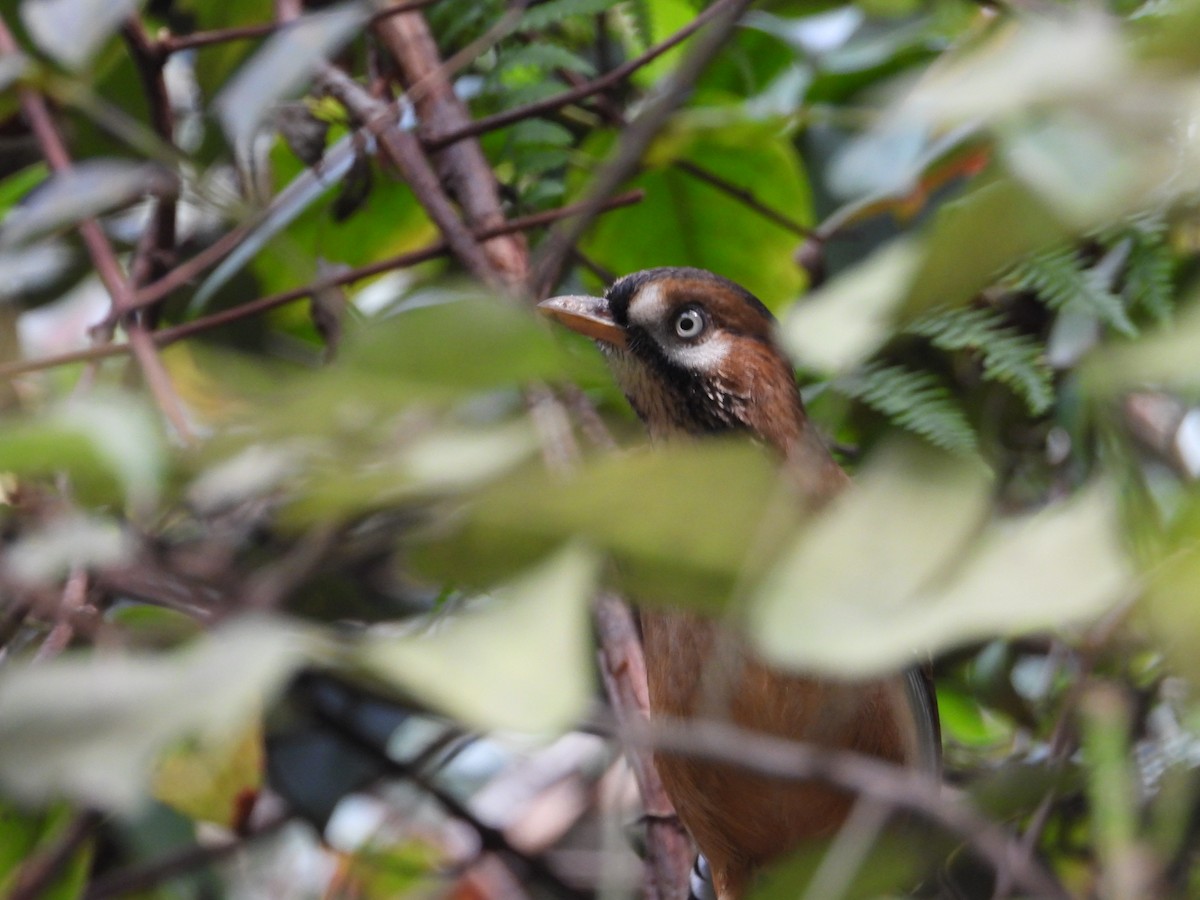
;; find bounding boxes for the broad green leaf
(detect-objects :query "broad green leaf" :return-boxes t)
[215,3,369,154]
[0,160,175,249]
[343,296,588,393]
[284,420,538,526]
[903,176,1067,316]
[416,440,804,609]
[360,545,599,734]
[576,123,812,311]
[783,238,920,372]
[1080,298,1200,396]
[751,443,1131,676]
[20,0,146,70]
[0,618,312,813]
[6,515,132,587]
[0,393,166,510]
[895,12,1127,128]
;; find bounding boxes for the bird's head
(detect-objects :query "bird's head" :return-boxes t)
[539,267,806,447]
[540,267,848,499]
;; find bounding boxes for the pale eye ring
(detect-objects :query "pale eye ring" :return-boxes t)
[673,307,706,340]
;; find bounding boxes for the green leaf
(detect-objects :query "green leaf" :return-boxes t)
[836,363,977,452]
[1008,244,1136,337]
[903,176,1068,317]
[751,450,1130,676]
[215,3,369,154]
[0,618,313,813]
[907,307,1054,415]
[416,440,804,611]
[359,545,599,734]
[784,238,921,372]
[0,160,174,249]
[20,0,146,70]
[576,123,813,311]
[0,393,166,510]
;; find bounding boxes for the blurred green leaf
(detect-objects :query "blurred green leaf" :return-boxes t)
[360,544,599,733]
[0,617,313,813]
[0,393,165,510]
[416,440,804,610]
[903,176,1067,316]
[0,160,175,249]
[752,442,1131,676]
[784,238,921,372]
[7,515,132,587]
[215,3,369,154]
[20,0,146,70]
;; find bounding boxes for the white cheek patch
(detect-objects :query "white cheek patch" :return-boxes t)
[662,333,732,374]
[627,282,667,328]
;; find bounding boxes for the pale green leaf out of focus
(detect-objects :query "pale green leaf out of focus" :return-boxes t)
[359,544,600,734]
[751,441,1134,676]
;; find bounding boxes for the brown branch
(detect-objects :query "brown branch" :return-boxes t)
[375,0,529,285]
[531,0,755,296]
[0,191,644,380]
[34,568,89,661]
[622,718,1069,900]
[424,0,737,153]
[319,66,502,287]
[595,593,693,900]
[9,810,103,900]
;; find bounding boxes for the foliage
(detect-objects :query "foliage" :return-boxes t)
[2,0,1200,897]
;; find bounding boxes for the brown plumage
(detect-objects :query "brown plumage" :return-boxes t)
[539,267,939,899]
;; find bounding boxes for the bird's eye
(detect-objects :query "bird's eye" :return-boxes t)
[673,307,706,340]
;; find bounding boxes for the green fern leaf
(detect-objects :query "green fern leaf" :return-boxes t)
[836,364,977,453]
[1122,217,1174,323]
[1009,246,1136,336]
[519,0,622,32]
[908,308,1054,415]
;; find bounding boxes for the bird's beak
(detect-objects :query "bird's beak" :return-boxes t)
[537,294,627,349]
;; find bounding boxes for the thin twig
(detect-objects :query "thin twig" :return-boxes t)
[319,66,502,286]
[594,593,693,900]
[34,568,89,661]
[675,160,815,238]
[0,191,644,380]
[424,0,737,152]
[84,810,289,900]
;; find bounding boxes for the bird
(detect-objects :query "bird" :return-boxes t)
[538,267,941,900]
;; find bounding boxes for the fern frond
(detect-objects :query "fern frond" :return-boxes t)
[836,364,977,452]
[1122,216,1174,322]
[495,43,596,77]
[1009,246,1136,336]
[908,307,1054,415]
[519,0,622,32]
